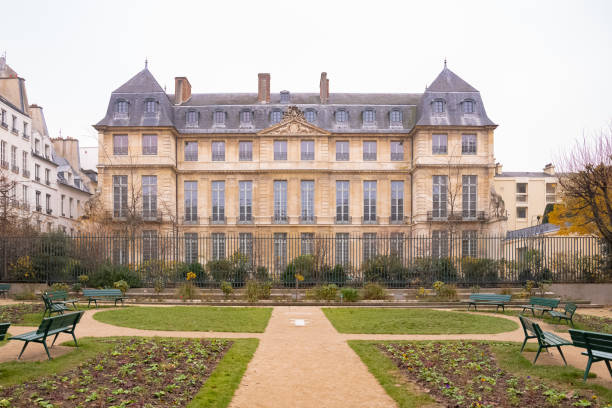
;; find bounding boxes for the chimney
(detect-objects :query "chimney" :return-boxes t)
[174,77,192,105]
[320,72,329,104]
[543,163,555,176]
[258,73,270,103]
[51,137,81,170]
[495,162,503,176]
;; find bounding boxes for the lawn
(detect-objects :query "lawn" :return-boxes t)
[350,340,612,408]
[0,303,117,327]
[323,308,518,334]
[0,337,259,408]
[94,306,273,332]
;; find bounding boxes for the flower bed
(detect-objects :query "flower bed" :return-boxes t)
[382,341,606,407]
[574,314,612,334]
[0,337,230,407]
[0,303,43,324]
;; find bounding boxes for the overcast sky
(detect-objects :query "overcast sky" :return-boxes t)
[1,0,611,171]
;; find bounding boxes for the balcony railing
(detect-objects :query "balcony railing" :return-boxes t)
[299,215,316,224]
[363,152,377,161]
[212,154,225,162]
[239,152,252,161]
[209,215,226,225]
[36,205,42,212]
[272,215,288,224]
[22,169,30,178]
[274,152,287,161]
[46,208,53,215]
[335,215,352,224]
[0,121,7,129]
[11,128,18,136]
[35,176,40,182]
[142,210,162,222]
[391,153,404,161]
[426,211,489,222]
[184,153,198,162]
[11,165,19,174]
[183,215,199,224]
[237,216,253,224]
[390,215,408,224]
[336,152,349,161]
[362,216,379,224]
[45,179,51,186]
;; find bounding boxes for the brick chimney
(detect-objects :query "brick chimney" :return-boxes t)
[258,73,270,103]
[174,77,192,105]
[543,163,555,176]
[320,72,329,104]
[52,137,81,170]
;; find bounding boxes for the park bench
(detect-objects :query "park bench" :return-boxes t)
[548,302,577,327]
[0,283,10,298]
[46,290,79,310]
[466,293,511,312]
[569,329,612,382]
[82,288,126,308]
[520,297,560,316]
[42,293,69,317]
[0,322,10,341]
[518,315,571,365]
[9,311,84,360]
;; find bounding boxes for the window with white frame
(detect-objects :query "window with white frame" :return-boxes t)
[69,197,73,218]
[335,110,348,124]
[186,110,199,126]
[116,100,129,115]
[363,181,377,222]
[142,175,157,218]
[301,233,314,255]
[185,233,198,264]
[144,99,157,114]
[363,141,377,161]
[432,99,445,114]
[432,134,447,154]
[336,181,350,223]
[274,180,288,222]
[391,181,404,222]
[240,110,252,124]
[112,234,128,264]
[212,233,226,260]
[301,140,314,160]
[432,175,448,218]
[462,175,477,219]
[363,109,375,125]
[432,230,448,258]
[213,111,225,126]
[390,109,402,125]
[61,194,65,216]
[363,233,377,261]
[301,180,315,222]
[113,175,128,217]
[304,110,316,123]
[516,183,527,202]
[462,230,477,258]
[212,141,225,161]
[211,181,225,222]
[391,233,404,259]
[335,233,350,266]
[336,141,349,161]
[184,141,198,161]
[142,134,157,155]
[239,141,253,161]
[113,134,128,155]
[462,134,477,155]
[274,140,287,160]
[270,110,282,124]
[390,141,404,161]
[239,181,252,222]
[462,100,475,114]
[184,181,198,222]
[239,233,253,260]
[516,207,527,219]
[274,233,287,272]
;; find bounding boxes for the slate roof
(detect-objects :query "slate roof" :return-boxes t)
[96,66,495,132]
[506,223,560,239]
[496,172,555,178]
[53,152,91,194]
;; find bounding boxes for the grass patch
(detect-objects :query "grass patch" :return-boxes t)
[189,338,259,408]
[13,304,118,327]
[94,306,272,332]
[348,341,435,408]
[323,308,517,334]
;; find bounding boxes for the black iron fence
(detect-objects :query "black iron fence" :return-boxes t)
[0,233,609,288]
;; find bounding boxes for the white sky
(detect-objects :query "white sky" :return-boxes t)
[1,0,611,171]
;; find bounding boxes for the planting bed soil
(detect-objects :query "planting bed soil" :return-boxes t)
[382,341,607,407]
[0,303,43,324]
[0,337,231,407]
[573,314,612,333]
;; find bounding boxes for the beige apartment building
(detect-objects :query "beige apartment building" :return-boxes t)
[95,64,506,261]
[493,163,558,231]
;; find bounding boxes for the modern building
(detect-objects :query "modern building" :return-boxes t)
[95,63,506,264]
[493,163,559,231]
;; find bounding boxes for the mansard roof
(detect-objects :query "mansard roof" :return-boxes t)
[113,68,166,94]
[427,66,479,92]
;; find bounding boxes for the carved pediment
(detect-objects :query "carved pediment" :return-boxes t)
[258,106,330,136]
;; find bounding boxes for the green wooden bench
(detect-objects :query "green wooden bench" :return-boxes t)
[46,290,79,310]
[82,289,126,307]
[9,311,84,360]
[569,329,612,382]
[548,302,577,327]
[42,294,69,317]
[520,297,560,316]
[0,322,10,341]
[0,283,10,298]
[466,293,511,312]
[518,315,571,365]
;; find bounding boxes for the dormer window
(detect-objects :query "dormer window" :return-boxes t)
[462,100,475,114]
[335,110,348,124]
[270,110,282,125]
[214,110,226,126]
[115,100,129,116]
[186,110,199,127]
[432,99,445,114]
[390,110,402,126]
[280,90,290,104]
[363,109,375,125]
[144,99,158,114]
[240,110,252,124]
[304,109,316,123]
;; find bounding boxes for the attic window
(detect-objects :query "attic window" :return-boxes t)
[432,99,445,114]
[280,91,290,104]
[270,110,282,125]
[240,110,252,124]
[304,109,316,123]
[214,111,226,126]
[186,110,199,126]
[390,110,402,126]
[363,109,375,124]
[144,99,158,114]
[335,110,348,123]
[462,100,475,114]
[115,100,129,116]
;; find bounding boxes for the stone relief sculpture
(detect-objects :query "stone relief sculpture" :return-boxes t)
[489,186,506,219]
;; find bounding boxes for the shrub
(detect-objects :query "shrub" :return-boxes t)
[206,259,233,283]
[461,258,500,285]
[432,281,457,300]
[206,253,250,287]
[282,255,316,287]
[72,282,82,293]
[50,282,70,292]
[257,281,271,300]
[89,262,142,289]
[406,257,457,285]
[31,232,70,282]
[244,280,271,302]
[113,280,129,294]
[220,281,233,299]
[324,264,348,286]
[254,266,269,282]
[78,274,89,285]
[361,283,388,300]
[311,284,338,301]
[362,255,407,285]
[340,287,359,302]
[8,255,36,281]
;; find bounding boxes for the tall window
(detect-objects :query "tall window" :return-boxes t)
[185,233,198,264]
[391,233,404,259]
[239,181,252,222]
[274,140,287,160]
[433,99,445,113]
[142,230,158,261]
[336,181,350,223]
[391,181,404,222]
[10,146,17,169]
[304,110,316,123]
[462,230,477,258]
[142,134,157,155]
[22,185,28,204]
[270,110,282,124]
[432,230,448,258]
[462,100,475,114]
[142,176,157,218]
[363,141,377,161]
[516,183,527,202]
[186,110,199,126]
[185,141,198,161]
[45,194,51,213]
[214,111,225,125]
[113,175,127,217]
[301,233,314,255]
[390,141,404,161]
[113,134,128,155]
[363,181,377,223]
[462,134,477,154]
[239,233,253,261]
[432,175,448,218]
[336,141,349,161]
[212,141,225,161]
[211,181,225,222]
[273,233,287,271]
[273,180,288,222]
[184,181,198,222]
[0,141,6,165]
[301,181,315,222]
[462,175,477,219]
[212,233,226,260]
[69,197,73,218]
[22,151,28,175]
[335,233,349,266]
[239,141,253,161]
[301,140,314,160]
[432,134,447,154]
[35,164,40,181]
[363,233,377,261]
[45,168,50,184]
[36,191,41,211]
[516,207,527,219]
[144,100,157,114]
